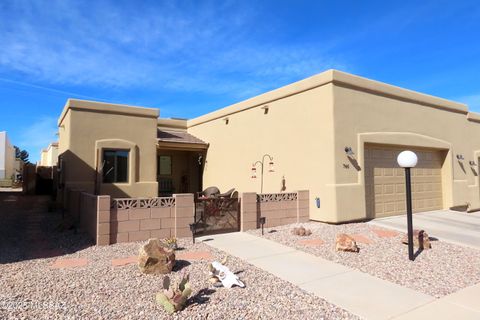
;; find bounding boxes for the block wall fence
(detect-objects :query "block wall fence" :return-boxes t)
[66,189,309,245]
[240,190,310,231]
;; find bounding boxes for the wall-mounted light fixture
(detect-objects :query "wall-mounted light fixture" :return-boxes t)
[456,154,464,160]
[344,147,355,157]
[315,197,320,208]
[469,160,477,166]
[223,117,229,125]
[261,105,269,114]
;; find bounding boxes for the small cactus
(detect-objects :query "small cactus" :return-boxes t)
[156,273,192,314]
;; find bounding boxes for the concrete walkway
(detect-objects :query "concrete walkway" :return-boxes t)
[198,232,435,320]
[368,210,480,249]
[394,283,480,319]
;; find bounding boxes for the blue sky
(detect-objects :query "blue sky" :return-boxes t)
[1,0,479,162]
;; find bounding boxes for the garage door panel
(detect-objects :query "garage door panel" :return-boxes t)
[395,201,406,212]
[376,193,406,202]
[365,145,444,218]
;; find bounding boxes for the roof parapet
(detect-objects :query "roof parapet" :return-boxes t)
[467,112,480,123]
[58,99,159,126]
[157,118,188,130]
[187,69,468,128]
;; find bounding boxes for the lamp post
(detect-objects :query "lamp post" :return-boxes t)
[189,223,196,244]
[251,154,274,194]
[259,217,266,235]
[397,150,418,261]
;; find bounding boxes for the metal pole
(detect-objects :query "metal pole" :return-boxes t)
[405,167,414,261]
[260,160,264,194]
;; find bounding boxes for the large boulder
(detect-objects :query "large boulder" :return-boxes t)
[138,238,176,274]
[335,233,359,252]
[401,230,432,249]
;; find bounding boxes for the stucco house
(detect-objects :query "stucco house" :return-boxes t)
[57,70,480,223]
[0,131,16,185]
[38,142,59,167]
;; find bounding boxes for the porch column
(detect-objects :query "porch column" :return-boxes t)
[173,193,195,238]
[240,192,258,231]
[297,190,310,223]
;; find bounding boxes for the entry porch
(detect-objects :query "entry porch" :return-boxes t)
[156,127,208,197]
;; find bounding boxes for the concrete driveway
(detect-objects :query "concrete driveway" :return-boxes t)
[368,210,480,250]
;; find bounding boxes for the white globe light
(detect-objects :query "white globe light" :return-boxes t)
[397,150,418,168]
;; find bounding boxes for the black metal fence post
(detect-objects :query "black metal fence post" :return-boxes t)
[259,217,266,235]
[405,167,414,261]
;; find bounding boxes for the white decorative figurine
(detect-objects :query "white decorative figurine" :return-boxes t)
[208,259,245,288]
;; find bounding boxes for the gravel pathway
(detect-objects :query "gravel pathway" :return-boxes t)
[247,221,480,298]
[0,196,358,319]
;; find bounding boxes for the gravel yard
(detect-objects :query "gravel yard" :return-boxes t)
[0,198,357,320]
[247,221,480,298]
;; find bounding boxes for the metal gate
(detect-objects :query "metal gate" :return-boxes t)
[194,197,240,236]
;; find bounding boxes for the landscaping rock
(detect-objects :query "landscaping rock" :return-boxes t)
[138,238,175,274]
[292,226,312,236]
[402,230,432,249]
[335,233,359,252]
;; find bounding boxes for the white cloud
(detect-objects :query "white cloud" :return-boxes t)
[0,0,348,95]
[18,116,58,163]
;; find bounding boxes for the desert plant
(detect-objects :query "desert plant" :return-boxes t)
[156,273,192,314]
[164,237,178,250]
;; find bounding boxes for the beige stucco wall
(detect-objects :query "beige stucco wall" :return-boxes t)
[188,69,480,223]
[39,150,48,166]
[47,144,59,166]
[188,81,336,220]
[38,144,58,166]
[58,99,159,201]
[326,70,480,222]
[56,70,480,223]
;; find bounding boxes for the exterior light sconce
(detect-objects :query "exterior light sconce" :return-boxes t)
[397,150,418,261]
[315,197,320,208]
[456,154,464,160]
[261,105,269,114]
[251,154,274,193]
[259,217,266,235]
[344,147,355,157]
[223,117,229,125]
[469,160,477,166]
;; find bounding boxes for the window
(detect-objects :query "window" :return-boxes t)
[158,155,172,175]
[103,150,129,183]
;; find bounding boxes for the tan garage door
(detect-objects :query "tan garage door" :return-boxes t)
[364,144,444,218]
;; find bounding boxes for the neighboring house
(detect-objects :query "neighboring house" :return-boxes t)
[57,70,480,223]
[0,131,16,183]
[38,142,59,167]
